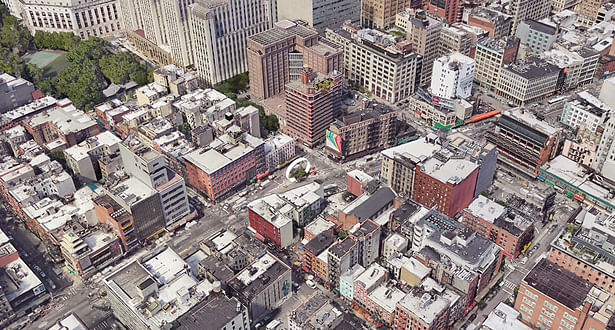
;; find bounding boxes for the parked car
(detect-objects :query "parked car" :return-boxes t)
[305,280,316,289]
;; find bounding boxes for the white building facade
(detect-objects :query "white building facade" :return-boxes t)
[20,0,122,39]
[430,52,475,99]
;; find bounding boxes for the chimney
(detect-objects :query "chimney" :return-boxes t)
[300,67,314,84]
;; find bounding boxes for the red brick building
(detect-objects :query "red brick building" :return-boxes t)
[412,159,479,218]
[515,259,615,329]
[284,68,342,148]
[425,0,462,23]
[247,202,293,248]
[462,196,534,258]
[93,194,139,252]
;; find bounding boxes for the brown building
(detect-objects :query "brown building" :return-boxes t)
[126,30,175,67]
[485,109,562,177]
[284,68,342,147]
[467,7,512,39]
[475,36,519,91]
[361,0,412,29]
[93,194,139,252]
[424,0,462,23]
[514,259,615,329]
[247,20,342,100]
[325,102,398,162]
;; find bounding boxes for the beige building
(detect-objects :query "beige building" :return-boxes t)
[277,0,360,33]
[361,0,412,29]
[247,20,342,100]
[399,10,443,86]
[496,59,561,106]
[575,0,604,27]
[551,0,579,13]
[118,0,195,66]
[509,0,551,35]
[20,0,121,39]
[475,36,519,91]
[189,0,277,86]
[439,25,474,58]
[325,24,420,103]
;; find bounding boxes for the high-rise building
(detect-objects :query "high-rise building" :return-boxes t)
[325,103,398,162]
[325,23,421,103]
[277,0,360,33]
[402,10,443,86]
[19,0,121,39]
[431,52,475,99]
[575,0,604,27]
[118,0,195,66]
[189,0,277,85]
[247,20,342,100]
[474,36,519,91]
[509,0,551,34]
[424,0,462,23]
[284,68,342,147]
[551,0,579,13]
[361,0,412,29]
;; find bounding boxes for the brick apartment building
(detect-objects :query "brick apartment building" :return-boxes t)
[285,68,342,147]
[325,102,398,162]
[412,159,479,218]
[515,259,615,329]
[462,195,533,258]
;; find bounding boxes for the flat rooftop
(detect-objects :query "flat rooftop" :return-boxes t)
[289,292,330,326]
[329,237,357,258]
[397,288,452,325]
[421,158,478,185]
[465,195,506,223]
[249,20,317,46]
[354,263,386,291]
[368,285,405,313]
[2,257,44,302]
[524,259,593,310]
[381,137,441,163]
[228,252,290,301]
[175,292,243,330]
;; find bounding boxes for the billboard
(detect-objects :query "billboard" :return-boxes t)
[325,130,342,154]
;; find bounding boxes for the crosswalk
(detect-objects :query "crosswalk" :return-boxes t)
[502,280,517,291]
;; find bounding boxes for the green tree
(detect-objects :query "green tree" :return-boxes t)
[264,115,279,132]
[178,122,191,138]
[54,62,105,110]
[66,37,109,63]
[338,230,349,239]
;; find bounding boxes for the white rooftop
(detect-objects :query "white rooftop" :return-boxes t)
[401,257,430,281]
[506,108,561,135]
[368,285,405,313]
[142,247,188,285]
[64,131,120,161]
[305,217,335,237]
[354,263,387,291]
[397,290,451,325]
[482,302,531,330]
[421,158,478,184]
[4,257,44,302]
[47,313,87,330]
[381,138,441,163]
[28,101,97,134]
[235,253,277,286]
[347,169,374,184]
[341,264,366,284]
[466,195,506,224]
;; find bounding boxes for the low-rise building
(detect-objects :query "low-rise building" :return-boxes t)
[328,237,359,290]
[337,187,396,230]
[303,231,335,276]
[59,231,123,278]
[561,91,611,133]
[467,7,512,39]
[497,59,562,106]
[339,264,365,302]
[175,292,249,330]
[264,134,295,172]
[515,19,558,54]
[542,47,600,89]
[366,285,405,326]
[515,259,615,329]
[184,132,264,202]
[24,99,100,150]
[104,246,215,330]
[0,72,40,113]
[152,64,198,96]
[462,195,534,258]
[486,109,563,176]
[64,131,121,183]
[382,233,408,261]
[135,83,167,106]
[288,292,342,329]
[353,263,387,308]
[228,252,292,324]
[395,283,457,330]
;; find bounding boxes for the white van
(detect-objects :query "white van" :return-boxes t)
[306,279,316,289]
[266,320,281,330]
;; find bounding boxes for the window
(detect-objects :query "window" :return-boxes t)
[524,289,538,301]
[544,300,558,312]
[561,320,574,330]
[538,315,553,327]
